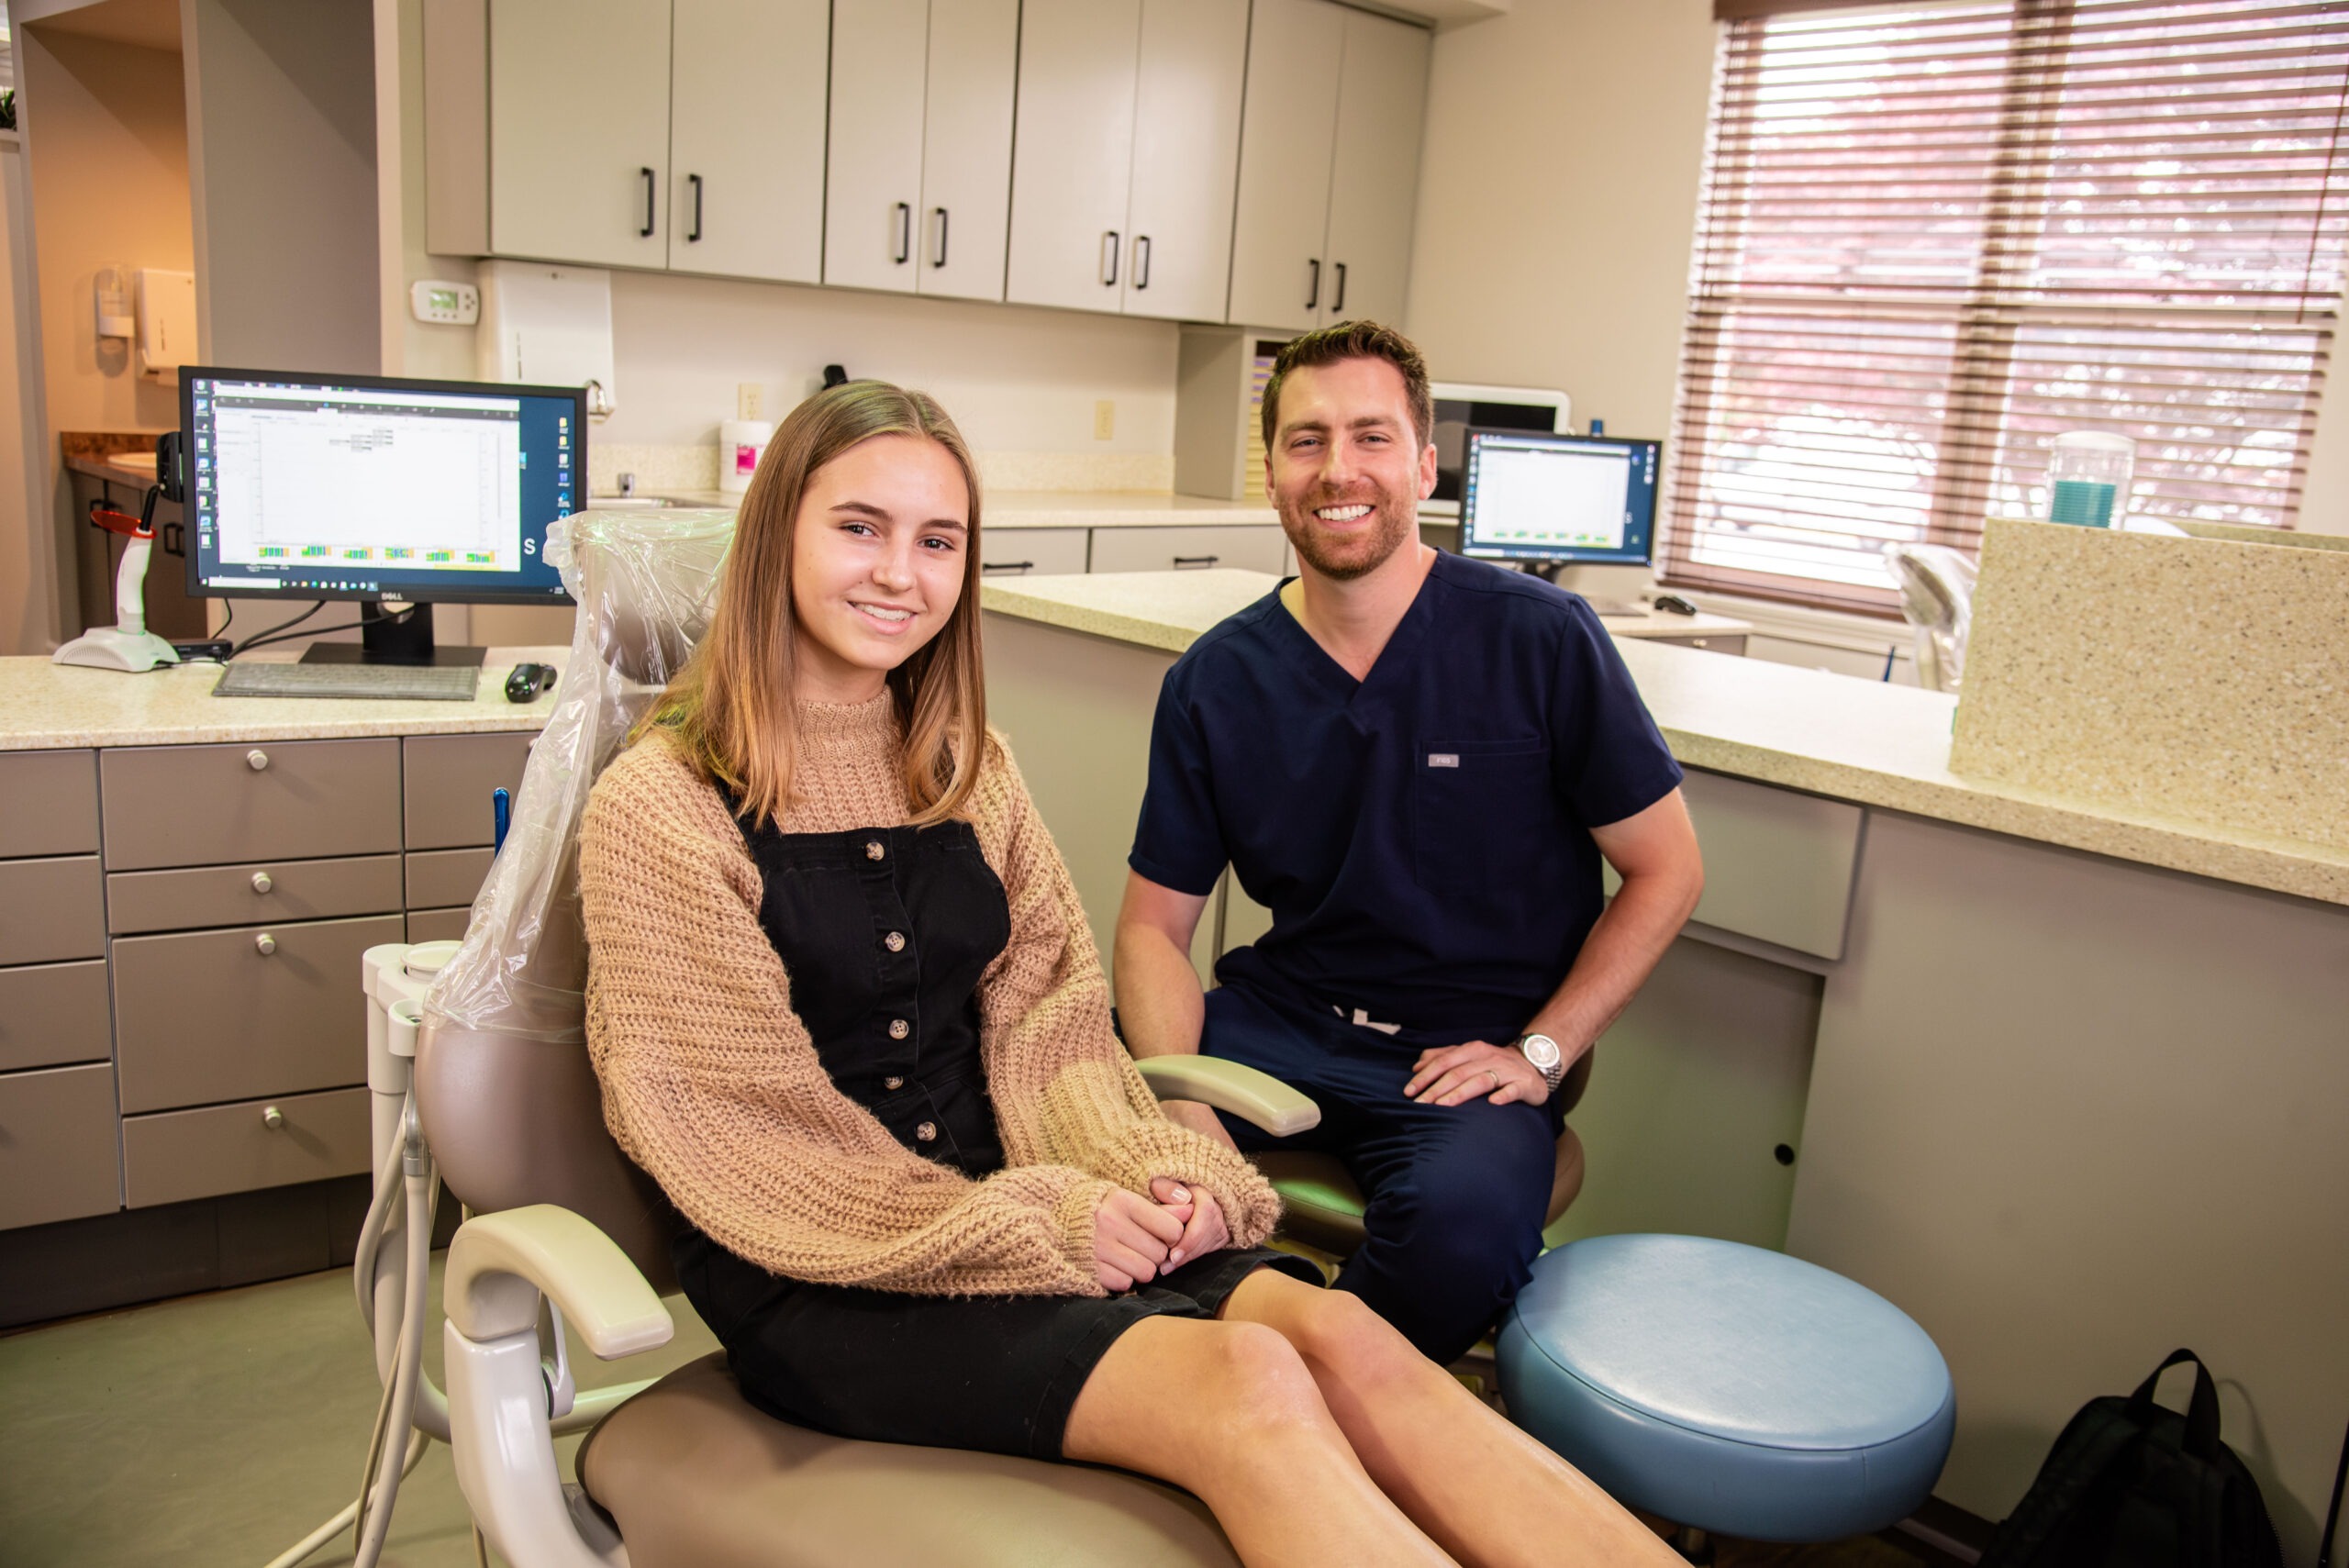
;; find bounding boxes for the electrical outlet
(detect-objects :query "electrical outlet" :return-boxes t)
[1094,400,1115,441]
[738,383,763,421]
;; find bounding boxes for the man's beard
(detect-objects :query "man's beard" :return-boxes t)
[1279,485,1416,582]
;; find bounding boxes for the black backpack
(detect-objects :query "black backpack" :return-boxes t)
[1981,1350,2282,1568]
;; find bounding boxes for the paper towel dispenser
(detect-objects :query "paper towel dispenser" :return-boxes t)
[477,260,618,418]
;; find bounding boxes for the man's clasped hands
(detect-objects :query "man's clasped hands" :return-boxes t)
[1092,1177,1230,1293]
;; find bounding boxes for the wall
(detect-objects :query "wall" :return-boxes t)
[182,0,377,373]
[0,135,57,653]
[1402,0,2349,550]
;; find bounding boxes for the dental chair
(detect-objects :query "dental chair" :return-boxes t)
[412,509,1321,1568]
[1883,542,1977,695]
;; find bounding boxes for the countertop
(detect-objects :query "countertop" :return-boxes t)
[980,570,2349,906]
[0,646,570,750]
[635,488,1281,529]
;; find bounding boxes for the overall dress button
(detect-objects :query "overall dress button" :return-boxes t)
[884,930,906,952]
[865,840,885,861]
[915,1121,939,1142]
[888,1018,910,1040]
[884,1076,905,1091]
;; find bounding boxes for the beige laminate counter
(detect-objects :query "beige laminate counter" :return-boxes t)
[980,569,2349,906]
[639,488,1280,529]
[0,646,569,750]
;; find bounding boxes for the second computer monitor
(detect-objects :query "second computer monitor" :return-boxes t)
[1459,429,1661,567]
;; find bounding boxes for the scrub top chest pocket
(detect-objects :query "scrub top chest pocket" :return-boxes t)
[1411,737,1560,895]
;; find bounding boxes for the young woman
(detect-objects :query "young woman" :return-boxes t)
[577,380,1678,1568]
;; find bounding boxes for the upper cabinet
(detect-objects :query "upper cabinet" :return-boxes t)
[1006,0,1250,323]
[825,0,1019,301]
[426,0,829,284]
[1229,0,1431,332]
[670,0,830,283]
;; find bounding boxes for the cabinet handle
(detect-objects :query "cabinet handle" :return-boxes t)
[1133,234,1151,290]
[250,871,273,895]
[981,560,1036,575]
[262,1106,285,1131]
[1101,230,1120,287]
[932,207,949,268]
[686,173,703,243]
[1306,259,1320,311]
[1331,261,1347,314]
[1173,554,1219,569]
[246,749,269,772]
[639,168,656,238]
[894,202,912,264]
[254,932,278,956]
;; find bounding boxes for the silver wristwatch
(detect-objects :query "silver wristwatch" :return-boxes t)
[1513,1033,1565,1095]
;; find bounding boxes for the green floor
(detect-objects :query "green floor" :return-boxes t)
[0,1258,720,1568]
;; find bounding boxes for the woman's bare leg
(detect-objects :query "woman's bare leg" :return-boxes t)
[1062,1313,1456,1568]
[1221,1270,1680,1568]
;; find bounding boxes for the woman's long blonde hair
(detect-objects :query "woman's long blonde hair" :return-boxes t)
[640,380,988,828]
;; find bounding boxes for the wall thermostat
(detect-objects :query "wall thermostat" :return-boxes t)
[410,280,480,326]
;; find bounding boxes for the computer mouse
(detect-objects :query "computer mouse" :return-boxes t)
[505,662,556,702]
[1652,594,1699,617]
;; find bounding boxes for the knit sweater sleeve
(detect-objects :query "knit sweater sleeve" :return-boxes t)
[971,734,1283,1251]
[579,742,1114,1298]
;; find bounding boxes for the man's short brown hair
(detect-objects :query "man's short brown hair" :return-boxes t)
[1260,319,1434,453]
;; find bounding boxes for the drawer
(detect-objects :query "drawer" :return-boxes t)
[405,732,534,850]
[976,528,1090,578]
[0,961,112,1073]
[0,856,106,965]
[122,1085,370,1208]
[1645,633,1747,656]
[406,906,473,944]
[0,751,99,858]
[1607,770,1864,961]
[101,739,401,871]
[1086,524,1288,575]
[112,913,402,1114]
[405,848,494,911]
[0,1063,121,1229]
[107,854,404,935]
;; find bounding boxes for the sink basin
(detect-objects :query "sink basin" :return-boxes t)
[583,495,671,509]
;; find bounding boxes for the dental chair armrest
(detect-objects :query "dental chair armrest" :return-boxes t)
[1135,1055,1319,1138]
[446,1204,674,1358]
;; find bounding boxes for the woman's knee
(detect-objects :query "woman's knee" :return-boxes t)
[1198,1318,1331,1438]
[1289,1288,1429,1391]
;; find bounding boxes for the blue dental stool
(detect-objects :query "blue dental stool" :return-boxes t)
[1497,1234,1955,1553]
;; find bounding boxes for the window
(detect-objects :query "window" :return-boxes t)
[1662,0,2349,614]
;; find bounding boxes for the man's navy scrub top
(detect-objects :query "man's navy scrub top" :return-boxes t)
[1129,550,1685,1045]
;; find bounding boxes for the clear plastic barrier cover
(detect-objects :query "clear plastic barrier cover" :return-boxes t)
[425,508,734,1042]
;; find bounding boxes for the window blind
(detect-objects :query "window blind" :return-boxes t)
[1661,0,2349,614]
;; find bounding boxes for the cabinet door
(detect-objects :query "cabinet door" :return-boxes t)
[1226,0,1344,331]
[1120,0,1249,323]
[670,0,828,282]
[489,0,673,268]
[1005,0,1143,314]
[916,0,1019,302]
[826,0,930,294]
[1322,9,1431,329]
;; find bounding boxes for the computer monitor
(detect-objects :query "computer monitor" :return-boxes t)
[1459,429,1661,568]
[181,367,584,665]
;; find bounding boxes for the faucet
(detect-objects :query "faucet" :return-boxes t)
[618,473,637,498]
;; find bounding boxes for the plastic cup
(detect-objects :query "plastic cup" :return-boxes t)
[2047,432,2134,528]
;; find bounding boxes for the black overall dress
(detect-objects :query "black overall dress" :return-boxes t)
[669,808,1317,1461]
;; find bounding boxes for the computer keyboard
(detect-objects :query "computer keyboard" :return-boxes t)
[212,662,484,702]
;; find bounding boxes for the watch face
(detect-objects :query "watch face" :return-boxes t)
[1520,1034,1562,1070]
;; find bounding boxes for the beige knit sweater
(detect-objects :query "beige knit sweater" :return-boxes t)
[578,692,1282,1298]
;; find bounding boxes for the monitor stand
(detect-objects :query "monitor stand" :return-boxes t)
[299,603,486,668]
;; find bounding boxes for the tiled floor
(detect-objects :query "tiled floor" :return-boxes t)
[0,1260,1965,1567]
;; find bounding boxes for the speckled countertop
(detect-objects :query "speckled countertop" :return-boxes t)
[640,489,1279,529]
[982,570,2349,906]
[0,646,569,750]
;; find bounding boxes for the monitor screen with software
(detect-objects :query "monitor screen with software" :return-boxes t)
[183,368,582,617]
[1459,429,1660,567]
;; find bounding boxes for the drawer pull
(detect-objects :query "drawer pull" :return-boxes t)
[981,560,1036,575]
[262,1105,285,1131]
[1173,555,1219,569]
[250,872,274,895]
[254,932,277,956]
[246,750,269,772]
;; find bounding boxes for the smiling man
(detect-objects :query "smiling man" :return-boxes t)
[1113,321,1705,1362]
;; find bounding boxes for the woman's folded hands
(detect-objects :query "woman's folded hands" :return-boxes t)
[1090,1177,1232,1292]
